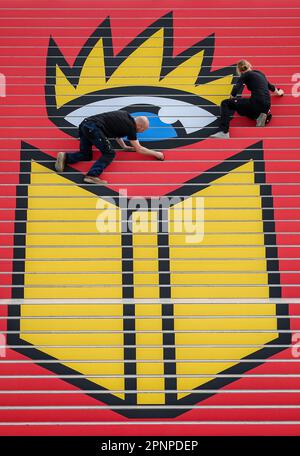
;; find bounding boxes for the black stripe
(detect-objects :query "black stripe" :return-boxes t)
[158,205,177,404]
[121,208,137,405]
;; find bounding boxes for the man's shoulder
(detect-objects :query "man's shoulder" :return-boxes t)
[110,110,133,121]
[113,109,130,117]
[252,69,266,77]
[119,110,135,124]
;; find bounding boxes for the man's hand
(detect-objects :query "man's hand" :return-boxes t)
[275,88,284,97]
[130,140,164,160]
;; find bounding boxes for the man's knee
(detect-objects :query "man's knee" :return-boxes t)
[85,152,93,161]
[221,98,232,108]
[79,149,93,160]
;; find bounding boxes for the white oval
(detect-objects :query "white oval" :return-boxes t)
[65,96,216,134]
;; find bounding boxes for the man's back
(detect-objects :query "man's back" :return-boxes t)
[237,70,275,104]
[87,110,137,140]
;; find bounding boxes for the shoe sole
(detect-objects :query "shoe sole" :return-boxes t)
[55,153,66,172]
[210,133,230,139]
[83,178,108,185]
[256,113,267,127]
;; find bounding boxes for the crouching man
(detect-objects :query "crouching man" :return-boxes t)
[210,59,284,139]
[55,110,164,184]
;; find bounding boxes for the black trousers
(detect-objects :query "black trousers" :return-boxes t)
[66,120,115,176]
[219,98,270,133]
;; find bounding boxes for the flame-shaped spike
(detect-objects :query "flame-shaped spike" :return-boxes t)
[107,29,165,88]
[158,50,205,91]
[55,38,107,108]
[47,15,235,113]
[194,74,234,105]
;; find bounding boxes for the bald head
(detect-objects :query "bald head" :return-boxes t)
[134,116,149,133]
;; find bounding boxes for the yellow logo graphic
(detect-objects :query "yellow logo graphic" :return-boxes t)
[9,141,290,418]
[45,12,235,148]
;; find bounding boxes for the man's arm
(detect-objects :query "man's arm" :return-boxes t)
[271,85,284,96]
[116,137,135,151]
[267,81,276,92]
[231,75,245,97]
[266,78,284,96]
[129,140,164,160]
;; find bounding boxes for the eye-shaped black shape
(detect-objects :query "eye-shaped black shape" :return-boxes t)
[50,86,220,149]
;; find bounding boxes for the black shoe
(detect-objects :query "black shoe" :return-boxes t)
[266,111,272,124]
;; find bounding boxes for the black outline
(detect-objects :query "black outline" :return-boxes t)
[8,140,290,419]
[45,12,237,149]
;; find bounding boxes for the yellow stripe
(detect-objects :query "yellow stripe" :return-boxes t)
[132,211,165,404]
[23,163,125,398]
[168,160,277,399]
